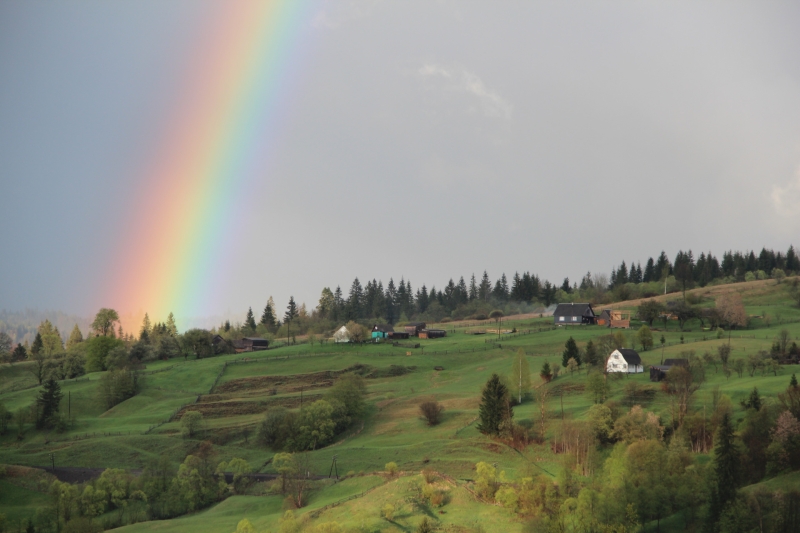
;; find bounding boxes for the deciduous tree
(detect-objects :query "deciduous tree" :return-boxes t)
[509,349,531,404]
[91,308,120,337]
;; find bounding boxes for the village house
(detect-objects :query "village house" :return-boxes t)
[606,348,643,373]
[553,303,596,325]
[333,325,350,343]
[371,324,394,340]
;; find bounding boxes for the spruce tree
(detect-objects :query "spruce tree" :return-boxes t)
[284,297,298,345]
[140,313,152,341]
[477,374,511,436]
[261,301,276,328]
[166,312,178,336]
[31,332,43,356]
[706,413,739,531]
[562,337,580,367]
[66,325,83,349]
[12,343,27,363]
[36,378,63,429]
[791,374,798,389]
[245,307,257,331]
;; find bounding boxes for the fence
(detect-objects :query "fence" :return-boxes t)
[453,416,478,437]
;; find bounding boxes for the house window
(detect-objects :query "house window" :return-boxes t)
[559,316,565,322]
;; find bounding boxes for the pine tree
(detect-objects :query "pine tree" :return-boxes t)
[791,374,798,389]
[66,325,84,349]
[562,337,580,367]
[477,374,511,436]
[166,312,178,336]
[510,349,532,404]
[245,307,257,331]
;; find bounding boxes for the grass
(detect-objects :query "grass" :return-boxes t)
[1,278,800,531]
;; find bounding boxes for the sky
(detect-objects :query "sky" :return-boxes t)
[1,1,800,330]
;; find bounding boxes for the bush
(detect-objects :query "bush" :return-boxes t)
[385,462,398,477]
[419,400,444,426]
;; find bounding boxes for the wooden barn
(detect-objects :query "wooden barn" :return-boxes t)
[388,331,410,340]
[237,337,269,353]
[419,329,446,339]
[553,303,596,325]
[372,324,394,339]
[650,358,689,382]
[606,348,643,373]
[404,322,427,336]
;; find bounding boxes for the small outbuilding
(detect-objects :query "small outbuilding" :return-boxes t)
[606,348,643,373]
[237,337,269,353]
[372,324,394,339]
[404,322,427,336]
[388,331,410,340]
[553,303,596,325]
[419,329,447,339]
[650,358,689,382]
[333,326,350,343]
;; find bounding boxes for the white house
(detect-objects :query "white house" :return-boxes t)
[606,348,643,373]
[333,326,350,343]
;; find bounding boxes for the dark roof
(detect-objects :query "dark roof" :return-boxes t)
[599,310,612,319]
[663,358,689,367]
[424,329,447,333]
[617,348,641,365]
[372,324,394,332]
[553,303,595,317]
[242,337,268,341]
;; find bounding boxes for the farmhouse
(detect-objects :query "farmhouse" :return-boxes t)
[650,358,689,382]
[553,303,596,325]
[372,324,394,339]
[419,329,446,339]
[404,322,427,336]
[333,326,350,343]
[606,348,643,373]
[237,337,269,353]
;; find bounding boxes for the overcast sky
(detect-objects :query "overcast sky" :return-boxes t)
[2,1,800,326]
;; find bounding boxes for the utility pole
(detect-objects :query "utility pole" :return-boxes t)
[329,455,339,479]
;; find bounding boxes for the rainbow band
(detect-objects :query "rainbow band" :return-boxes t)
[112,1,312,328]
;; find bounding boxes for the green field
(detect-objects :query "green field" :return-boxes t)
[2,278,800,531]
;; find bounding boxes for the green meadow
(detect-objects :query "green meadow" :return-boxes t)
[2,278,800,531]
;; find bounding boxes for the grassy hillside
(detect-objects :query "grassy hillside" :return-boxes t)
[2,278,800,531]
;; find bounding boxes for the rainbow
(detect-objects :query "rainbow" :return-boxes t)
[110,1,313,329]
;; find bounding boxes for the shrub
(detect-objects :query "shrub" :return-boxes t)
[417,517,433,533]
[421,468,436,484]
[385,462,398,477]
[419,400,444,426]
[381,503,395,521]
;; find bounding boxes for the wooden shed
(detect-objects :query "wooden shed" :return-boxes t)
[388,331,410,340]
[404,322,427,336]
[419,329,446,339]
[238,337,269,353]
